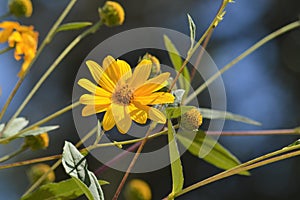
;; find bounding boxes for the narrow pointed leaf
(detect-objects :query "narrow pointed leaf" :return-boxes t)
[176,130,250,176]
[164,35,191,94]
[0,117,29,138]
[57,22,92,32]
[187,14,196,52]
[168,120,184,199]
[21,125,59,137]
[62,141,104,200]
[199,108,261,126]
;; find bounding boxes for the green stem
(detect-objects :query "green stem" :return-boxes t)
[0,12,11,20]
[168,0,229,92]
[0,145,28,163]
[0,47,13,55]
[0,101,80,143]
[173,144,300,198]
[2,21,102,140]
[0,0,78,122]
[184,20,300,105]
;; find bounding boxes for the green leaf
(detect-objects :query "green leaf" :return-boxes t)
[21,178,109,200]
[57,22,92,32]
[176,130,250,176]
[21,125,59,137]
[166,106,194,119]
[0,117,29,138]
[62,141,104,200]
[199,108,261,126]
[167,120,184,199]
[163,35,191,94]
[187,14,196,53]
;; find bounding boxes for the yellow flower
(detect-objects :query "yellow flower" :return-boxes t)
[78,55,175,134]
[0,21,38,77]
[24,132,49,150]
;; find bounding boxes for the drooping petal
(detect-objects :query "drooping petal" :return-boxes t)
[111,103,132,134]
[128,59,152,89]
[103,107,116,131]
[86,60,115,92]
[81,104,109,116]
[134,72,170,95]
[133,102,166,124]
[128,103,147,124]
[78,78,111,97]
[134,92,174,105]
[79,94,111,105]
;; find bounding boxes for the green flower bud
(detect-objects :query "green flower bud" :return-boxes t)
[99,1,125,27]
[8,0,33,18]
[124,179,152,200]
[27,164,55,185]
[24,133,49,150]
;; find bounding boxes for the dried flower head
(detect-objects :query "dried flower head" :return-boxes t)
[181,107,202,130]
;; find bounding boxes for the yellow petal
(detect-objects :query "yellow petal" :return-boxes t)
[78,79,111,97]
[133,102,166,124]
[128,104,147,124]
[128,59,152,89]
[116,59,132,82]
[111,103,132,134]
[82,104,108,116]
[103,107,116,131]
[148,107,166,124]
[102,55,120,84]
[79,94,111,105]
[134,72,170,95]
[0,29,13,43]
[134,92,174,105]
[86,60,115,92]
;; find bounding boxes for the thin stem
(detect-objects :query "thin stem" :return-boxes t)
[168,0,229,92]
[207,128,300,136]
[0,47,13,55]
[0,101,80,143]
[184,20,300,105]
[0,12,11,20]
[0,145,28,163]
[174,147,300,198]
[189,28,214,82]
[2,21,101,141]
[0,0,78,121]
[112,122,158,200]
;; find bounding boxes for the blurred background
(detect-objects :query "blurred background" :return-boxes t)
[0,0,300,199]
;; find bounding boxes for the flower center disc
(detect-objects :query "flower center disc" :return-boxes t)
[112,84,133,105]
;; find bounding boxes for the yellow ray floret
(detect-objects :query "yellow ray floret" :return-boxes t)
[78,55,175,134]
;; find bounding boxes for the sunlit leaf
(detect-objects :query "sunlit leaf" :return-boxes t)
[176,130,250,176]
[0,117,29,138]
[57,22,92,32]
[199,108,261,126]
[167,120,184,199]
[62,141,104,200]
[21,125,59,137]
[187,14,196,53]
[21,178,109,200]
[164,35,191,94]
[166,106,194,119]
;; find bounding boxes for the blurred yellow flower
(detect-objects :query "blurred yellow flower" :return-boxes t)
[9,0,33,18]
[0,21,38,77]
[99,1,125,26]
[78,55,175,134]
